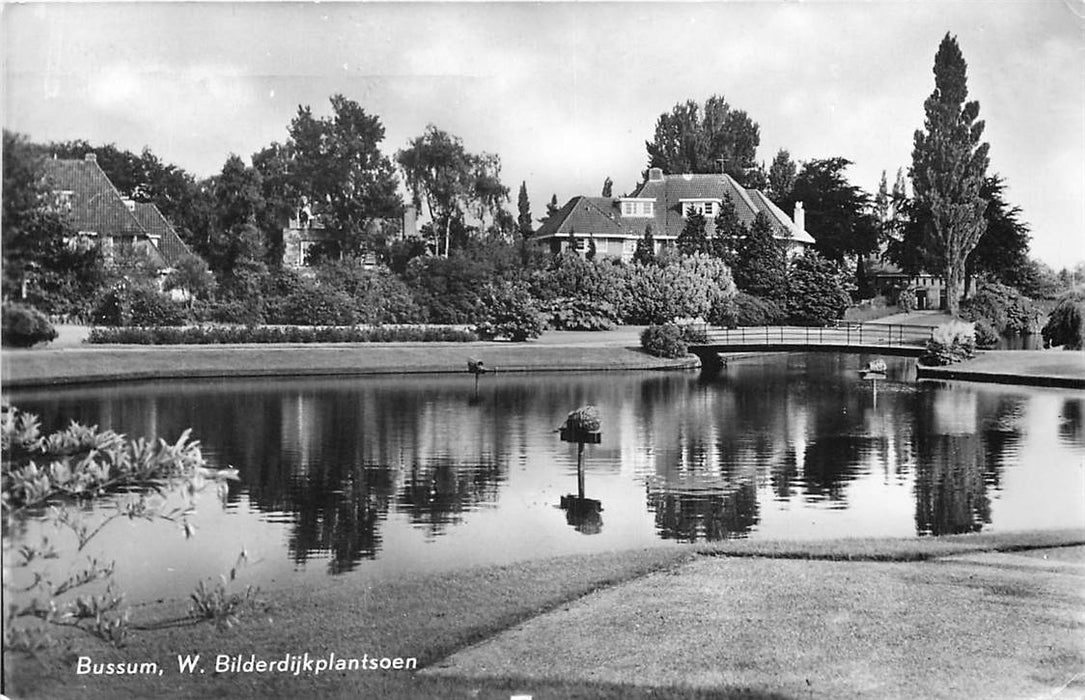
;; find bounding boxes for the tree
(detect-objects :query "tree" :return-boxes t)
[633,224,656,265]
[787,251,851,326]
[284,95,402,258]
[164,254,217,308]
[516,181,533,238]
[874,170,890,223]
[1041,288,1085,350]
[2,130,106,317]
[645,95,761,187]
[710,193,747,267]
[676,211,709,256]
[966,175,1031,291]
[782,158,879,264]
[911,33,990,316]
[733,212,788,303]
[397,124,506,256]
[546,194,560,220]
[767,149,797,202]
[601,177,613,198]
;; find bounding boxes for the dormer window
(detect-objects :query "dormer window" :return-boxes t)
[620,198,655,218]
[680,199,720,218]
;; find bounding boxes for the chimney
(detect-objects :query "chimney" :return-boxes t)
[793,202,805,232]
[84,153,97,163]
[648,167,664,182]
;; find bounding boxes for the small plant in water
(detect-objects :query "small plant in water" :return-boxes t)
[189,549,261,631]
[2,404,239,652]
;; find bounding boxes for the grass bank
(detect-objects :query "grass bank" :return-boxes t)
[1,341,697,389]
[6,530,1083,699]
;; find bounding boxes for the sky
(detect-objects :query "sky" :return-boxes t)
[2,1,1082,267]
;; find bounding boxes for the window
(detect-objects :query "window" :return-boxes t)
[681,200,720,218]
[620,199,655,218]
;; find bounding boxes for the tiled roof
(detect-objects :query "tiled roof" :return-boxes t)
[133,203,195,267]
[537,172,815,247]
[41,157,147,238]
[746,189,816,244]
[534,196,631,239]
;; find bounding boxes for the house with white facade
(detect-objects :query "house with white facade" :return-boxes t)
[533,168,815,261]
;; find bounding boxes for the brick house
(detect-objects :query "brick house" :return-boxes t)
[41,153,195,270]
[533,168,815,261]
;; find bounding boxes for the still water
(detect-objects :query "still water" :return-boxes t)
[7,353,1084,602]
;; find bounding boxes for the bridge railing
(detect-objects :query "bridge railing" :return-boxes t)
[695,322,936,348]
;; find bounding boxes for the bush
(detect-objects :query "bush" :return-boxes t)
[210,300,265,326]
[972,318,1000,349]
[86,325,478,345]
[314,262,421,324]
[1041,288,1085,350]
[920,320,977,366]
[786,252,851,326]
[714,292,787,327]
[624,252,736,325]
[960,282,1039,335]
[640,323,688,358]
[1,303,58,347]
[92,284,186,327]
[475,282,544,342]
[546,297,620,331]
[274,284,358,326]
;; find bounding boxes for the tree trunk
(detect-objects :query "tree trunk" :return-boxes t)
[944,262,964,317]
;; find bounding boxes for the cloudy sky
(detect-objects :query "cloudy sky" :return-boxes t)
[3,1,1082,267]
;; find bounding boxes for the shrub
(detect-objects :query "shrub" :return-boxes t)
[475,282,544,342]
[786,252,851,326]
[640,323,688,358]
[960,282,1039,335]
[210,300,265,326]
[2,406,240,651]
[1041,288,1085,350]
[275,284,358,326]
[920,320,977,366]
[314,262,421,324]
[92,284,186,327]
[714,292,787,327]
[972,318,1000,349]
[546,297,620,331]
[2,303,58,347]
[624,252,736,325]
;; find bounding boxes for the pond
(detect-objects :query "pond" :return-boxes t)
[6,353,1083,603]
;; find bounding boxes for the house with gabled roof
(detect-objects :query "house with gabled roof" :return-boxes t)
[41,153,195,270]
[534,167,815,261]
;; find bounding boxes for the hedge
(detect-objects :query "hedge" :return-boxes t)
[86,325,478,345]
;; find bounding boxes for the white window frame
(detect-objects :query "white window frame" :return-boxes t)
[620,198,655,218]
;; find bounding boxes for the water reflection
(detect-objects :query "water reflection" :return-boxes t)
[7,355,1083,590]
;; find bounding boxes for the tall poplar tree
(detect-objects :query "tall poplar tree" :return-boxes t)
[911,33,990,316]
[516,181,533,238]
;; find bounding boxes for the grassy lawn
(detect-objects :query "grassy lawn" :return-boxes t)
[2,342,696,388]
[6,530,1083,699]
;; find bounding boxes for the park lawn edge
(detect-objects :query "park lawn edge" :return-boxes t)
[6,530,1084,699]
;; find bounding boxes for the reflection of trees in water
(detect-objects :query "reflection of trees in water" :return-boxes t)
[801,437,866,503]
[646,481,759,541]
[913,389,993,536]
[1060,399,1083,448]
[914,433,991,535]
[286,465,396,574]
[397,460,504,537]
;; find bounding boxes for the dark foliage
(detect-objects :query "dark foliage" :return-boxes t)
[640,323,688,358]
[2,303,58,347]
[1041,289,1085,350]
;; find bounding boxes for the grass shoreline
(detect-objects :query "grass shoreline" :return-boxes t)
[5,530,1083,699]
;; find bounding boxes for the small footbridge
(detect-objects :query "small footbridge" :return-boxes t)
[688,322,935,371]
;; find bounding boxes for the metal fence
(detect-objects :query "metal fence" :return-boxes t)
[697,322,936,348]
